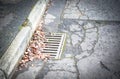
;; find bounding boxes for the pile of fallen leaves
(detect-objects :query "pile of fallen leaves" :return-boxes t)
[18,21,50,70]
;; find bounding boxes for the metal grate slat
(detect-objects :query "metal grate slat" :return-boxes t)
[42,33,66,59]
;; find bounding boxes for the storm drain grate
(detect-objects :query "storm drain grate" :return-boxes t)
[42,33,66,59]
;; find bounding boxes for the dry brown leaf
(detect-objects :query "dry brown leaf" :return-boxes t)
[18,23,50,70]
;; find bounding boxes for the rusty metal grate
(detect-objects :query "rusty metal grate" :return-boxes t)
[42,33,66,59]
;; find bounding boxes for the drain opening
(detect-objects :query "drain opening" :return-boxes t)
[42,33,66,59]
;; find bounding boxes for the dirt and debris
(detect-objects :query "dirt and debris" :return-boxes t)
[18,20,50,70]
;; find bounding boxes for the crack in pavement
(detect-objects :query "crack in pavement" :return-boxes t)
[74,57,80,79]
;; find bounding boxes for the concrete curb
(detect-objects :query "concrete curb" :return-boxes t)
[0,0,49,79]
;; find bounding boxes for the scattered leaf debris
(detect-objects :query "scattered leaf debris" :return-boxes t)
[18,20,50,70]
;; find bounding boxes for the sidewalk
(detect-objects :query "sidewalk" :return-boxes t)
[13,0,120,79]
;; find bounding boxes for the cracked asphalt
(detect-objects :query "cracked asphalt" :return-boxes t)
[14,0,120,79]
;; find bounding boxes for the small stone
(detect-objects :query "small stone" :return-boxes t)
[45,13,56,19]
[83,23,95,29]
[24,52,28,55]
[31,64,34,67]
[44,19,54,25]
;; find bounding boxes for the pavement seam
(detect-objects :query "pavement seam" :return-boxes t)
[74,57,80,79]
[76,0,84,18]
[74,20,86,44]
[83,25,99,53]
